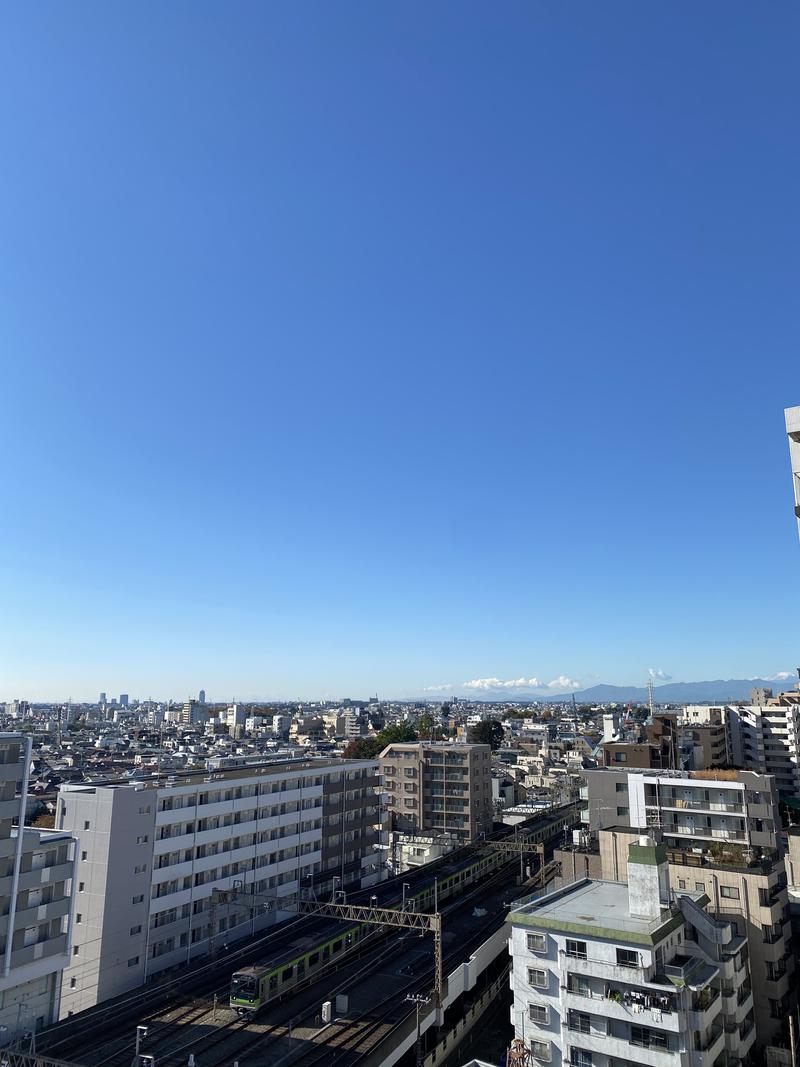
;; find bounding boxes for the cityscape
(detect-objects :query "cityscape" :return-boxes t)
[3,6,798,1067]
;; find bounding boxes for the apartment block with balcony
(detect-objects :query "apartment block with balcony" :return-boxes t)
[582,768,779,854]
[0,735,77,1045]
[379,743,492,842]
[580,768,790,1044]
[727,703,800,797]
[56,757,383,1017]
[508,837,755,1067]
[598,827,792,1046]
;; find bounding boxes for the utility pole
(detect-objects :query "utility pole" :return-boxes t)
[406,993,431,1067]
[130,1025,148,1067]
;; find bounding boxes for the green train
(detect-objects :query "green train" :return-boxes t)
[229,850,502,1015]
[229,805,576,1015]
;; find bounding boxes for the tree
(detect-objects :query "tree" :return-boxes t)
[341,721,418,760]
[467,719,504,750]
[377,722,418,746]
[342,737,382,760]
[416,713,436,740]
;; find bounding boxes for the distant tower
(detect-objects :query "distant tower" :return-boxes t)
[99,692,107,705]
[647,678,656,718]
[785,406,800,539]
[199,689,206,704]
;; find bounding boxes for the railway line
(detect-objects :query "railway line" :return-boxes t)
[34,805,576,1067]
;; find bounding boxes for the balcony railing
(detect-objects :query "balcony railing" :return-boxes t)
[696,1023,723,1052]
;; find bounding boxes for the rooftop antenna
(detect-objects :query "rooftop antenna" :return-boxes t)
[647,678,656,718]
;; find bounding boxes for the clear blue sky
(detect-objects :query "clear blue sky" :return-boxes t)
[2,2,798,703]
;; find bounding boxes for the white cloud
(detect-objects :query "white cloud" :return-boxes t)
[462,675,580,694]
[547,675,581,691]
[422,684,453,692]
[648,668,672,682]
[766,671,794,682]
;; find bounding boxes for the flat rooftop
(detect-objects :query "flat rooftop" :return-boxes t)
[510,878,697,944]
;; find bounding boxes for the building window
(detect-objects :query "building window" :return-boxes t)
[616,806,629,817]
[566,939,587,960]
[132,895,144,905]
[75,914,82,924]
[81,851,87,861]
[616,948,638,968]
[527,932,546,954]
[83,821,90,830]
[128,957,139,967]
[678,879,686,889]
[134,864,147,874]
[527,967,548,989]
[570,1053,591,1067]
[529,1003,549,1024]
[721,886,740,900]
[130,925,142,935]
[614,753,627,763]
[631,1025,668,1051]
[530,1040,551,1062]
[136,835,149,845]
[569,1009,591,1034]
[73,946,79,956]
[694,882,705,892]
[615,782,628,793]
[78,882,85,892]
[69,978,77,988]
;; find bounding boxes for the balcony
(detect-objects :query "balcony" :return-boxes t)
[561,988,680,1031]
[657,797,743,814]
[661,825,746,842]
[695,1022,724,1058]
[561,951,655,985]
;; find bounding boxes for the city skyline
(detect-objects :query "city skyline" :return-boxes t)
[3,5,799,700]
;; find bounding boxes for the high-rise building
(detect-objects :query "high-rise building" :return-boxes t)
[379,742,493,842]
[509,837,756,1067]
[98,693,106,705]
[119,693,129,708]
[56,757,383,1016]
[785,404,800,538]
[4,700,30,720]
[0,734,77,1042]
[198,689,206,704]
[579,767,793,1043]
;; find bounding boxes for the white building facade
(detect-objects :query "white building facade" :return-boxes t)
[509,838,755,1067]
[56,757,383,1017]
[0,735,77,1045]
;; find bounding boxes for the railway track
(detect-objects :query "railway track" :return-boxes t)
[39,807,574,1066]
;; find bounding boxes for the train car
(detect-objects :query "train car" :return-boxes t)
[230,921,369,1015]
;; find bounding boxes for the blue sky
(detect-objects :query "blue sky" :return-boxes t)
[2,3,798,702]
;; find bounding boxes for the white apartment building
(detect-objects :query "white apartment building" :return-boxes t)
[0,735,77,1045]
[582,768,779,854]
[509,837,755,1067]
[56,757,382,1017]
[727,703,800,796]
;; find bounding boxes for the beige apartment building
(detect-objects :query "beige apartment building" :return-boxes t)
[379,742,493,842]
[598,827,792,1047]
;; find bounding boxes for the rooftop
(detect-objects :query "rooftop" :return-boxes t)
[510,877,700,945]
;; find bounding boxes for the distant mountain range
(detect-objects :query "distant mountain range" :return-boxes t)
[540,678,797,705]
